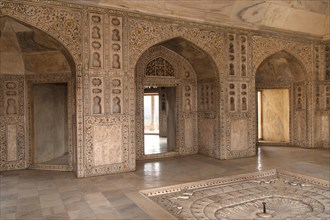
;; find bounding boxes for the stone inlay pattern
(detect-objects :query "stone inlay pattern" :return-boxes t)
[140,169,330,219]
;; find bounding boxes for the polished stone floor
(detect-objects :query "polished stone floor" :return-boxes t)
[1,146,329,220]
[144,135,167,155]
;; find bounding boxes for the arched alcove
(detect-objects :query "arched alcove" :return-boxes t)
[255,50,307,147]
[0,16,77,171]
[256,51,306,86]
[135,37,220,160]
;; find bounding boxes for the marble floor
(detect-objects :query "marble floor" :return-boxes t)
[1,146,329,220]
[144,135,168,155]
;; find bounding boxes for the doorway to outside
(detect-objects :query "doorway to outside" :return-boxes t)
[257,89,290,144]
[144,87,176,155]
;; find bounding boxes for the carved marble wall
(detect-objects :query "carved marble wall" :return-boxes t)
[1,0,328,177]
[314,45,330,148]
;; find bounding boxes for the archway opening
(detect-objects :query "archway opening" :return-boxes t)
[135,37,219,160]
[143,87,177,155]
[256,51,305,146]
[0,16,76,170]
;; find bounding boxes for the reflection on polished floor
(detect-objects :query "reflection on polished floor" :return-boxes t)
[144,135,167,154]
[1,146,329,220]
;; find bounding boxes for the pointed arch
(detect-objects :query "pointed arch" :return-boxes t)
[256,50,307,87]
[134,36,221,160]
[0,11,84,176]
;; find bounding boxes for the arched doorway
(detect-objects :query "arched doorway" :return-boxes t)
[255,51,306,146]
[0,16,77,171]
[135,37,220,160]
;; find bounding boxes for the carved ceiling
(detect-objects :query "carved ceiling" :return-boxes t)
[60,0,330,39]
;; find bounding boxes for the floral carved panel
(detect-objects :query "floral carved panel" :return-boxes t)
[84,116,131,176]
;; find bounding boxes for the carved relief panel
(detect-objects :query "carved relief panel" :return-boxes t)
[295,85,305,111]
[228,34,248,77]
[91,77,104,115]
[326,85,330,110]
[199,83,215,112]
[183,84,193,112]
[4,81,19,116]
[325,46,330,81]
[111,78,123,114]
[228,34,236,76]
[0,116,25,170]
[85,116,131,176]
[314,45,323,81]
[293,84,307,146]
[228,82,237,112]
[240,83,248,112]
[239,35,248,77]
[110,16,123,70]
[227,82,248,112]
[315,85,321,110]
[1,76,26,171]
[89,13,104,69]
[315,84,330,111]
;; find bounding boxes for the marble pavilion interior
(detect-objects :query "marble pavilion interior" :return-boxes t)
[0,0,329,219]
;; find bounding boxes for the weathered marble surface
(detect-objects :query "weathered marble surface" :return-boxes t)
[62,0,329,38]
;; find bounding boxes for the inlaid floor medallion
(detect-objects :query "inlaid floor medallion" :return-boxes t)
[140,169,330,219]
